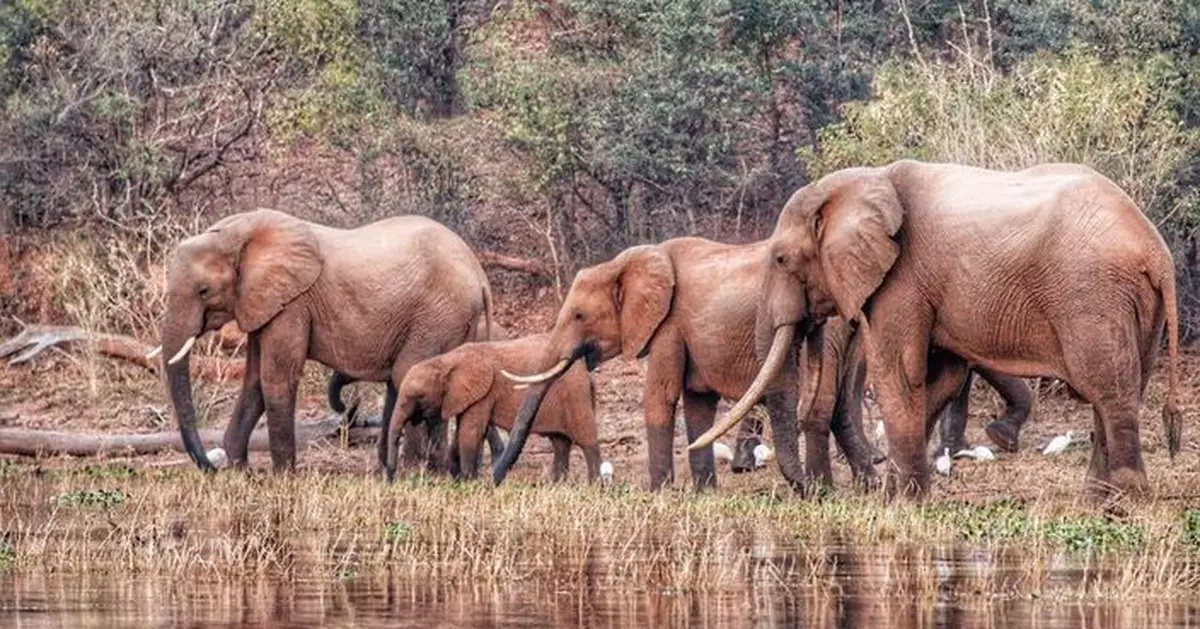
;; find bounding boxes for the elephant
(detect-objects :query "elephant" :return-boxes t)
[692,160,1182,500]
[153,208,496,473]
[325,320,513,469]
[326,370,509,468]
[384,333,600,483]
[491,237,883,492]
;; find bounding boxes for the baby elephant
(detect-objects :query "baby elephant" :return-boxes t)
[384,333,600,483]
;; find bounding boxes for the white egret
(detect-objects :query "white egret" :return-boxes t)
[713,442,734,462]
[753,444,774,468]
[1042,432,1073,455]
[599,461,614,483]
[935,448,952,475]
[953,445,996,461]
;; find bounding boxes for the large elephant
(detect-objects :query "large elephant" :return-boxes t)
[154,209,495,473]
[492,237,882,492]
[693,160,1182,499]
[384,333,600,483]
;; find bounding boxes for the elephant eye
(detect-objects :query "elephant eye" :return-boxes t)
[573,310,584,321]
[775,254,787,267]
[197,285,211,299]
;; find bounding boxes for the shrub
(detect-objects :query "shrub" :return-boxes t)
[804,49,1200,229]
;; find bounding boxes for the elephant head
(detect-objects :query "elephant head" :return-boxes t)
[690,167,903,450]
[490,245,674,484]
[503,245,675,384]
[155,209,323,470]
[385,355,494,480]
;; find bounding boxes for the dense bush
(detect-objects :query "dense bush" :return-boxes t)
[4,0,1200,338]
[805,49,1200,227]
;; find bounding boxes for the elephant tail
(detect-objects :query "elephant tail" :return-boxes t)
[1156,261,1182,459]
[327,371,355,414]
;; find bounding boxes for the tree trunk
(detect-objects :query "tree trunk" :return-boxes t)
[0,415,382,458]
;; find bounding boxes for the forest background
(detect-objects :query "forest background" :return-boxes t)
[2,0,1200,344]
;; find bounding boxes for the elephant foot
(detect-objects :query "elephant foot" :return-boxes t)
[1108,466,1150,496]
[984,420,1021,453]
[730,434,762,474]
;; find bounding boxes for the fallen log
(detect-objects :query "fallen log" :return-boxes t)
[478,251,549,277]
[0,415,382,458]
[0,323,243,381]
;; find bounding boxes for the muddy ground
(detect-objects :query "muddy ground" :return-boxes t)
[1,297,1198,506]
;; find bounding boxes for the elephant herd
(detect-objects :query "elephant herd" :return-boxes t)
[154,159,1184,501]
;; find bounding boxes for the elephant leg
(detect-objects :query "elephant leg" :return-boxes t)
[830,341,882,488]
[549,435,572,483]
[682,390,720,490]
[802,338,841,488]
[863,314,933,500]
[425,415,451,474]
[258,319,310,473]
[643,328,685,491]
[455,410,489,481]
[730,409,764,474]
[1063,324,1147,497]
[935,370,973,456]
[924,353,970,444]
[484,425,506,461]
[223,333,265,469]
[977,368,1034,453]
[762,340,805,492]
[374,381,398,469]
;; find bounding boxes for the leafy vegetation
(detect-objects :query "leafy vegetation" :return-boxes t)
[4,0,1200,332]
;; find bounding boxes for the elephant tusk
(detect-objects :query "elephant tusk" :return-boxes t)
[500,358,571,384]
[145,345,163,360]
[167,336,197,365]
[688,324,795,451]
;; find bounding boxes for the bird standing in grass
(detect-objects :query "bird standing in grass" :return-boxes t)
[599,461,614,484]
[935,448,952,475]
[1042,432,1073,455]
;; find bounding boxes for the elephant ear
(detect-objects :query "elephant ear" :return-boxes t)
[443,355,496,419]
[614,246,675,360]
[230,210,324,332]
[817,174,903,321]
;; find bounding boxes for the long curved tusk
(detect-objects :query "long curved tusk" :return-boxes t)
[500,358,571,384]
[167,336,197,365]
[145,345,163,360]
[688,324,795,451]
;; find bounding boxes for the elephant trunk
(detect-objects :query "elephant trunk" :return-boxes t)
[161,312,214,472]
[491,381,552,486]
[385,396,418,482]
[688,324,796,451]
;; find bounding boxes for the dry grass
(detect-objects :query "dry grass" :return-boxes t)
[0,458,1197,601]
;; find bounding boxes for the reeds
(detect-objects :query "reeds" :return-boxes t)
[1,461,1197,600]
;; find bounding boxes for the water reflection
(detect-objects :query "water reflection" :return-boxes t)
[4,543,1199,629]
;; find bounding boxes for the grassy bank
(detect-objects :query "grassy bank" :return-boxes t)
[1,460,1197,600]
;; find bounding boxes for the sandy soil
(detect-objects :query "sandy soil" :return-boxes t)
[2,297,1198,506]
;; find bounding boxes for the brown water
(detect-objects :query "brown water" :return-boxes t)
[3,545,1199,629]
